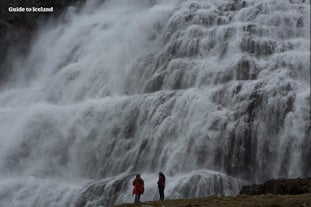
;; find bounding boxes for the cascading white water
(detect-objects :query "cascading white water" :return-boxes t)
[0,0,310,206]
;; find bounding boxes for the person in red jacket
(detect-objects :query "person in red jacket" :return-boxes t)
[132,174,144,203]
[157,172,166,200]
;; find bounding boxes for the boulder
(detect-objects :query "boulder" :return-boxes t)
[240,178,311,195]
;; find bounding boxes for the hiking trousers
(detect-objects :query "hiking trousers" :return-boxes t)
[134,194,141,203]
[158,186,165,200]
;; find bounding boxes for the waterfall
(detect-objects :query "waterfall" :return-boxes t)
[0,0,310,206]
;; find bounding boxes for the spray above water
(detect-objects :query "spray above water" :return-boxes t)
[0,0,310,206]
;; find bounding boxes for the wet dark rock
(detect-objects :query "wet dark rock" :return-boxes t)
[296,17,304,28]
[0,0,84,85]
[144,73,165,93]
[240,178,311,195]
[0,23,29,86]
[218,0,248,12]
[241,39,276,57]
[302,121,311,178]
[0,0,84,30]
[75,175,133,207]
[234,56,258,80]
[213,70,234,84]
[243,24,270,37]
[240,184,264,195]
[289,0,306,3]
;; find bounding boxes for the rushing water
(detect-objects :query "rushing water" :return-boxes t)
[0,0,310,206]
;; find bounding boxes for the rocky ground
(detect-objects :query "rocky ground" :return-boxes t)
[116,194,311,207]
[240,178,311,195]
[116,178,311,207]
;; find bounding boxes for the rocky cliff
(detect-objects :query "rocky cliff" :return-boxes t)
[0,0,84,29]
[240,178,311,195]
[0,0,83,85]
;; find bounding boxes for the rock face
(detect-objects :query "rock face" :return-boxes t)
[74,175,133,207]
[0,0,84,85]
[0,20,28,86]
[0,0,83,29]
[240,178,311,195]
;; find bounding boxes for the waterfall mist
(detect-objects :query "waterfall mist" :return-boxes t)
[0,0,310,206]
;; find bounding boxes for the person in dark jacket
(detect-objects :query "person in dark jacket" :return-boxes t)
[132,174,144,203]
[157,172,166,200]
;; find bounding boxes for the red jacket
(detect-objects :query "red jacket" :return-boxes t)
[132,178,144,195]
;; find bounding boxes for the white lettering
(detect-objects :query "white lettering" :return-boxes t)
[8,7,25,12]
[32,7,53,12]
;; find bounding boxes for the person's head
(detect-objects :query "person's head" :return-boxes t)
[159,172,164,176]
[136,174,141,179]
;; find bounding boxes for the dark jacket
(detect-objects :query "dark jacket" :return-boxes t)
[157,173,165,187]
